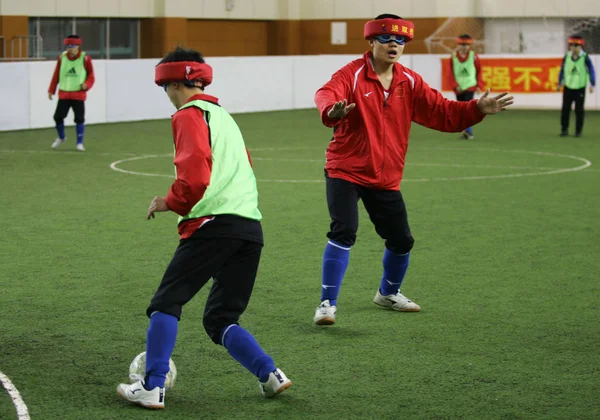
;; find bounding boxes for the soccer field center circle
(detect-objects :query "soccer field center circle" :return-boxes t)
[108,146,592,182]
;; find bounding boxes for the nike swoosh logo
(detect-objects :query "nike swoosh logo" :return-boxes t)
[385,279,402,285]
[322,285,336,289]
[131,388,142,394]
[364,92,373,97]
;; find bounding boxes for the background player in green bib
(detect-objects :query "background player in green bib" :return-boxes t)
[449,34,484,140]
[558,35,596,138]
[116,47,291,410]
[48,34,95,151]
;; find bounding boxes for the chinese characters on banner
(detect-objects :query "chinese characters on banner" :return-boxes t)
[441,58,563,93]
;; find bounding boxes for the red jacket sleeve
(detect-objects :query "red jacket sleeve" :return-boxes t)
[314,68,352,127]
[449,55,459,92]
[411,71,485,132]
[474,54,484,90]
[48,55,61,94]
[83,55,95,90]
[165,108,212,216]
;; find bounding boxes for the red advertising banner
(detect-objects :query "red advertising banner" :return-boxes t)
[441,57,563,93]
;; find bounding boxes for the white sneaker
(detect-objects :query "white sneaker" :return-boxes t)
[51,138,65,149]
[76,143,85,152]
[259,368,292,397]
[373,290,421,312]
[116,380,165,409]
[314,299,337,325]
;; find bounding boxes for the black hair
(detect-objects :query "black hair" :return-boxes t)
[158,46,205,65]
[458,34,472,39]
[569,35,583,40]
[66,34,80,39]
[375,13,401,20]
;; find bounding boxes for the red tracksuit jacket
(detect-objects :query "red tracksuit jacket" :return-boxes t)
[315,51,486,190]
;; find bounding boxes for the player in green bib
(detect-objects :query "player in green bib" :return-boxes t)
[450,34,484,140]
[116,47,291,410]
[558,35,596,137]
[47,35,95,151]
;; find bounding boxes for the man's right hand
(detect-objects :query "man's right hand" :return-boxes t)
[327,99,356,119]
[48,93,53,100]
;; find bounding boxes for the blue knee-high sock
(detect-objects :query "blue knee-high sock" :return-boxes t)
[221,324,276,382]
[379,249,410,296]
[145,312,178,390]
[56,123,65,140]
[465,126,473,136]
[321,240,350,306]
[76,124,85,144]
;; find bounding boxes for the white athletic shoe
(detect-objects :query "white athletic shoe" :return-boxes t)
[259,368,292,397]
[51,138,65,149]
[76,143,85,152]
[116,380,165,409]
[374,290,421,312]
[314,299,337,325]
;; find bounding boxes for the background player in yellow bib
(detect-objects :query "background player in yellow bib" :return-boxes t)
[449,34,484,140]
[557,35,596,138]
[48,34,95,151]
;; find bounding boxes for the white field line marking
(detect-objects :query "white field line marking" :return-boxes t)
[108,150,594,182]
[0,149,144,157]
[0,371,30,420]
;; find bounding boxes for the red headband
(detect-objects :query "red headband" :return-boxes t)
[456,37,473,45]
[568,37,584,45]
[155,61,213,88]
[64,37,82,45]
[364,18,415,41]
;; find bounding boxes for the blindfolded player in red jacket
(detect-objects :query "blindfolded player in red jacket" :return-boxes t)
[313,14,514,325]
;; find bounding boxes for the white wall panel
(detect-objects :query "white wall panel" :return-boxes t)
[88,0,121,17]
[253,0,279,19]
[28,61,58,129]
[436,0,475,18]
[567,0,600,17]
[373,0,412,18]
[479,0,526,18]
[524,0,568,17]
[119,0,153,17]
[1,54,598,132]
[208,56,294,113]
[411,0,437,18]
[0,63,30,130]
[105,59,172,122]
[300,0,334,20]
[202,0,254,19]
[56,0,88,17]
[333,0,373,19]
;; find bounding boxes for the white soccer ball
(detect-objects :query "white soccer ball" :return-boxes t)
[129,351,177,390]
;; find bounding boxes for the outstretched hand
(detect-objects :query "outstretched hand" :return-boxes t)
[476,89,514,114]
[327,99,356,119]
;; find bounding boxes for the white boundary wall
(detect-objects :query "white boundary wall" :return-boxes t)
[0,54,598,132]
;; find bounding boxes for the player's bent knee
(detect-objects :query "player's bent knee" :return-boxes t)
[386,236,415,254]
[203,316,228,345]
[146,304,181,321]
[327,232,356,247]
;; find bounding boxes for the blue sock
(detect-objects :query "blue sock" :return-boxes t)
[379,249,410,296]
[76,124,85,144]
[221,324,276,382]
[56,123,65,140]
[321,240,350,306]
[465,126,473,136]
[144,312,178,390]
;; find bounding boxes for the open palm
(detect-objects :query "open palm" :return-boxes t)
[477,89,514,114]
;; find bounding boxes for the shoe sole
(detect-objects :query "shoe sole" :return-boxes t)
[274,381,293,396]
[373,300,421,312]
[116,387,165,410]
[314,316,336,325]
